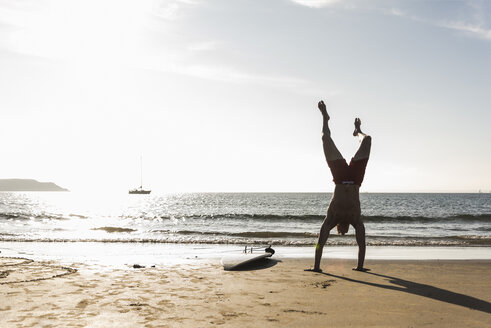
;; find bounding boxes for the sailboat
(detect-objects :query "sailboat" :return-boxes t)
[129,156,151,194]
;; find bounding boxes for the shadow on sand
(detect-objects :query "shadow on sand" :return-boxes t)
[321,271,491,314]
[226,258,281,271]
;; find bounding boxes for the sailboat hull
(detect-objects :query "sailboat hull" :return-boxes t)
[129,189,151,194]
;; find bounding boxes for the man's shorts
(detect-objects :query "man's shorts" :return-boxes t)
[327,157,369,186]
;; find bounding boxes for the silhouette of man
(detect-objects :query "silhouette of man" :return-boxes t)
[308,100,371,272]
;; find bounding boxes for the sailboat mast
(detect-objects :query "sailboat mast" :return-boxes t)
[140,156,143,188]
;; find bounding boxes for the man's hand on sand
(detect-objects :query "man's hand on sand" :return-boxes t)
[352,267,370,272]
[318,100,329,119]
[305,268,323,273]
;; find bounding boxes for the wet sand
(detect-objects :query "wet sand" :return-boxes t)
[1,256,490,327]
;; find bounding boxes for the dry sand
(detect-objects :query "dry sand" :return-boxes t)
[1,256,490,327]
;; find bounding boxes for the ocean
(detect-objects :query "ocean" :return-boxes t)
[0,192,489,247]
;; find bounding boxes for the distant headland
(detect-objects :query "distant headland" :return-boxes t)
[0,179,69,192]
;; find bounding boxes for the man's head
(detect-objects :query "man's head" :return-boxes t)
[337,222,349,235]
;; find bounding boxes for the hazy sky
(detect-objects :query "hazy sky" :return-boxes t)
[0,0,490,193]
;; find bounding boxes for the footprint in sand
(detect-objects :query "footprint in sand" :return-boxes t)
[284,309,326,315]
[0,270,11,278]
[76,300,90,309]
[157,299,175,307]
[310,280,336,288]
[0,257,77,285]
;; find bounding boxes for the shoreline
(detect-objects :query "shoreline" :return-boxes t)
[1,256,490,327]
[1,241,490,269]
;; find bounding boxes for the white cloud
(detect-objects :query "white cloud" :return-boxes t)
[181,64,301,85]
[0,1,47,29]
[0,0,145,57]
[439,21,491,41]
[151,0,200,20]
[289,0,340,9]
[178,64,342,96]
[186,40,217,52]
[379,5,491,42]
[0,0,340,97]
[386,8,405,17]
[151,2,180,20]
[135,53,337,96]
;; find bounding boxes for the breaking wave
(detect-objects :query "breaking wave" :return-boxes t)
[2,212,490,223]
[1,234,489,246]
[91,227,137,233]
[138,213,491,223]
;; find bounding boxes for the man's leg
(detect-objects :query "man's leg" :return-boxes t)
[318,101,343,162]
[352,118,370,272]
[353,118,371,161]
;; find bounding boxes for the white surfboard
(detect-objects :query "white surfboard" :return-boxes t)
[221,252,273,271]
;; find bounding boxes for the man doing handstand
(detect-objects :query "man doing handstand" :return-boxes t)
[309,100,371,273]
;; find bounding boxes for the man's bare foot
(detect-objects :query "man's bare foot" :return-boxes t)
[305,268,323,273]
[352,267,370,272]
[318,100,329,120]
[353,118,362,136]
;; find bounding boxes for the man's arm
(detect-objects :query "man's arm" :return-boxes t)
[305,211,337,273]
[353,222,369,272]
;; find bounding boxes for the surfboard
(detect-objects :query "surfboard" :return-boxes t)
[221,252,273,271]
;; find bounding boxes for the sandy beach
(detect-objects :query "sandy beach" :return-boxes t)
[1,255,490,327]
